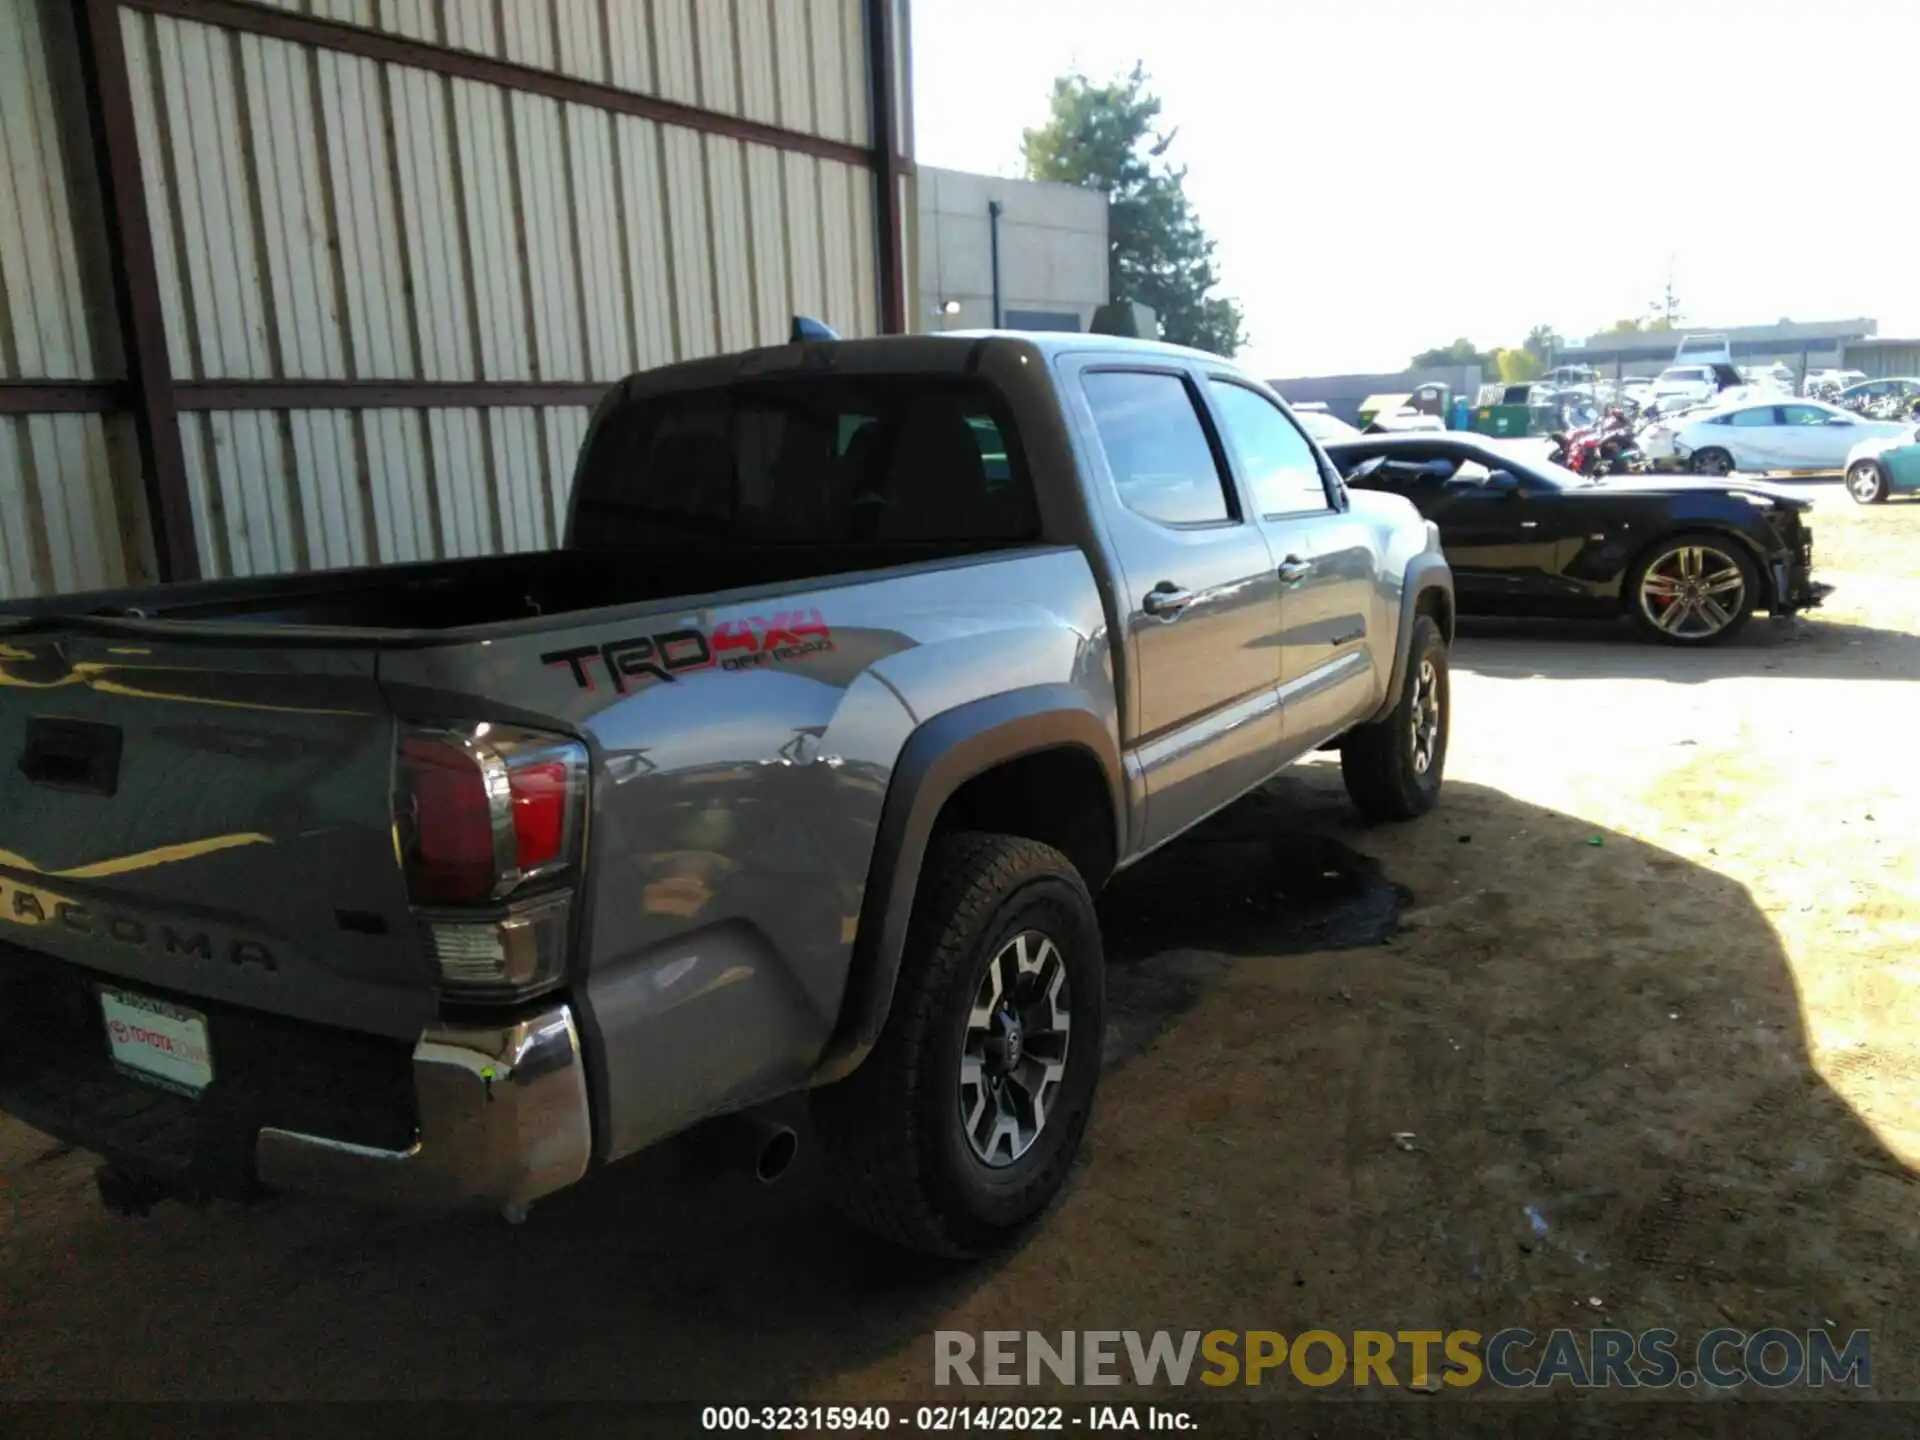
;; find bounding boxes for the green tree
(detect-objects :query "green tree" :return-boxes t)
[1523,325,1560,364]
[1410,338,1494,370]
[1493,347,1542,384]
[1606,317,1647,334]
[1022,65,1246,357]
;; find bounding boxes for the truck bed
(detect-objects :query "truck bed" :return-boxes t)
[0,540,1020,637]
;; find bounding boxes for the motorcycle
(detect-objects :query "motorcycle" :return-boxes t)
[1548,408,1650,477]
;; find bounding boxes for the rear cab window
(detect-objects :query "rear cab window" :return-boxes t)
[570,377,1039,548]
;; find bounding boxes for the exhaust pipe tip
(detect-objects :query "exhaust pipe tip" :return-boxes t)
[754,1125,799,1184]
[683,1111,801,1186]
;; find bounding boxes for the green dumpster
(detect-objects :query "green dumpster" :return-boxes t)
[1472,383,1533,438]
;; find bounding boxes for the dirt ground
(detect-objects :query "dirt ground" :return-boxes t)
[2,485,1917,1409]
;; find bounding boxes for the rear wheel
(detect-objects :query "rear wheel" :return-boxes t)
[812,832,1104,1257]
[1341,614,1448,822]
[1848,460,1890,504]
[1627,532,1758,645]
[1690,447,1734,477]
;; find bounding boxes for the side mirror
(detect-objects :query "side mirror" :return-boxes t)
[1485,470,1522,495]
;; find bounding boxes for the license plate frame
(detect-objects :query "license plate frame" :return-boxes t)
[98,986,214,1097]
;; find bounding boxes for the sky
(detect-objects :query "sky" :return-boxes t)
[908,0,1920,377]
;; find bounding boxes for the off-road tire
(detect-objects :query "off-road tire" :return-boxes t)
[812,832,1104,1258]
[1341,614,1448,822]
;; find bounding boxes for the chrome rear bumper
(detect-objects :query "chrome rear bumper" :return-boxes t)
[256,1003,590,1217]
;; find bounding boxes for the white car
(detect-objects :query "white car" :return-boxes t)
[1367,407,1446,434]
[1673,332,1732,366]
[1667,398,1912,476]
[1804,368,1866,398]
[1738,363,1796,392]
[1289,404,1363,444]
[1650,364,1720,410]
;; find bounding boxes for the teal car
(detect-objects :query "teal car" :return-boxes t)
[1845,424,1920,503]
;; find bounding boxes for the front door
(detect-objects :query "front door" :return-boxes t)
[1423,465,1567,608]
[1775,404,1858,471]
[1203,379,1380,753]
[1068,363,1284,853]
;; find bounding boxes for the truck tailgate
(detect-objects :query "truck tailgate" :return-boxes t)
[0,631,433,1040]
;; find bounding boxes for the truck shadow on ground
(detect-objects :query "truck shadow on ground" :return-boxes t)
[0,774,1912,1400]
[1453,612,1920,684]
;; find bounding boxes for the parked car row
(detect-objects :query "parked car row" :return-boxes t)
[1640,398,1914,477]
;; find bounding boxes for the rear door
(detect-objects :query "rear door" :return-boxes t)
[0,635,430,1039]
[1721,404,1787,468]
[1203,378,1380,753]
[1063,361,1283,852]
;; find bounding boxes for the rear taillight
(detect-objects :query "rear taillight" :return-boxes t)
[397,723,588,1001]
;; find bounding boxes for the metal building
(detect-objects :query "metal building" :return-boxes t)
[0,0,912,601]
[916,165,1107,334]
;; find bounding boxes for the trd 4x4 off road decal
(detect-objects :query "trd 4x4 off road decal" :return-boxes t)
[542,608,834,693]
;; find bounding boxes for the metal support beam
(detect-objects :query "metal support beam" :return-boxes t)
[865,0,908,334]
[71,0,200,583]
[125,0,886,173]
[173,381,615,412]
[0,382,126,415]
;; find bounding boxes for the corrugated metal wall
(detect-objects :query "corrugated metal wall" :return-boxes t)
[0,0,902,598]
[122,0,879,581]
[0,0,153,598]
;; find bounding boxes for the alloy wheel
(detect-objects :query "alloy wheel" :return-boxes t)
[1693,450,1732,476]
[1638,544,1747,640]
[1849,463,1884,502]
[1409,657,1442,775]
[959,930,1072,1168]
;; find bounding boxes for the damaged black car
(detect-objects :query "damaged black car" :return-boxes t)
[1324,434,1829,646]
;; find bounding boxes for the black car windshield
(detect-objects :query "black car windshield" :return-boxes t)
[1329,440,1584,491]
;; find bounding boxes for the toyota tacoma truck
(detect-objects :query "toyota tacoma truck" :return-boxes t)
[0,328,1453,1258]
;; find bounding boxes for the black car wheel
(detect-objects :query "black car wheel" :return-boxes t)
[1848,460,1890,504]
[1627,532,1759,645]
[812,832,1104,1258]
[1690,447,1734,477]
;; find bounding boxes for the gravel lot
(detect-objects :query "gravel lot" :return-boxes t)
[3,482,1916,1405]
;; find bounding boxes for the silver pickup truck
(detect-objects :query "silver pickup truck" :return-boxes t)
[0,329,1453,1257]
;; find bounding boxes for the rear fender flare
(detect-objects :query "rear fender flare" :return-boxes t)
[811,684,1123,1084]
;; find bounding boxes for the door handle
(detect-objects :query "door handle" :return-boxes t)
[1277,556,1312,584]
[1142,583,1194,617]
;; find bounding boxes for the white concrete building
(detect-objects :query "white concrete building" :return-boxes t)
[0,0,911,600]
[915,165,1108,335]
